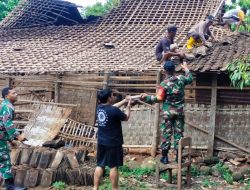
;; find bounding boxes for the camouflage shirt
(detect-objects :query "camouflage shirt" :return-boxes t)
[146,70,193,115]
[0,99,19,141]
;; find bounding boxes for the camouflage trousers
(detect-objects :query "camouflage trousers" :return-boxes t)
[0,141,13,180]
[160,114,184,151]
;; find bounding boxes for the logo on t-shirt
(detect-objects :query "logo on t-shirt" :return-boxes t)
[97,109,108,127]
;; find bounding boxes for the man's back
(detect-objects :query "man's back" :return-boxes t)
[96,104,126,146]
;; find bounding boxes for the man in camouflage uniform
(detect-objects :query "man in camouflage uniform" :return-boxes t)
[0,87,26,190]
[141,60,193,164]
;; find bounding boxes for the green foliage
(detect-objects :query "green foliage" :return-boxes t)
[81,0,120,18]
[100,166,152,190]
[191,165,201,177]
[0,0,20,21]
[202,178,219,188]
[52,181,67,190]
[215,162,233,184]
[226,55,250,90]
[238,0,250,9]
[119,165,155,178]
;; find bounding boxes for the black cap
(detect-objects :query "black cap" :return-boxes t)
[164,60,175,71]
[166,24,178,33]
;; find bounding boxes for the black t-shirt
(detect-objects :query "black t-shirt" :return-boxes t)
[155,37,174,61]
[96,104,127,146]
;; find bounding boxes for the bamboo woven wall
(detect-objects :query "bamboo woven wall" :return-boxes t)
[122,105,155,145]
[185,104,250,149]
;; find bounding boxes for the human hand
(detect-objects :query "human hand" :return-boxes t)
[17,133,26,142]
[140,93,148,100]
[9,140,20,148]
[127,98,132,108]
[179,52,186,58]
[180,62,189,72]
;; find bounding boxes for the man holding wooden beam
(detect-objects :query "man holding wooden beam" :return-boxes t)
[94,89,131,190]
[141,61,193,164]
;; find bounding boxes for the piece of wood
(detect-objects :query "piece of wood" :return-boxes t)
[66,152,80,169]
[186,122,250,154]
[14,166,27,186]
[23,169,39,187]
[40,169,55,187]
[234,157,247,162]
[29,149,42,168]
[207,73,217,157]
[128,148,151,155]
[54,78,60,103]
[50,150,64,169]
[10,148,21,165]
[103,72,110,89]
[38,151,52,169]
[0,98,78,107]
[151,70,161,157]
[229,159,241,166]
[20,148,33,165]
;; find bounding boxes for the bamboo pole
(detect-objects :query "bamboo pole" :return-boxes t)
[151,70,161,157]
[186,121,250,154]
[103,72,110,89]
[0,98,78,107]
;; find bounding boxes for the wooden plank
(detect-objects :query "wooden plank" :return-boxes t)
[103,72,110,89]
[151,70,161,157]
[54,76,60,103]
[207,73,217,157]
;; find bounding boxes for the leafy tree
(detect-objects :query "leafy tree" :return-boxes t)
[81,0,120,18]
[227,55,250,89]
[0,0,20,21]
[238,0,250,9]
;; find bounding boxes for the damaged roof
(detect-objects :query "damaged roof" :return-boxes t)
[186,32,250,72]
[0,0,228,74]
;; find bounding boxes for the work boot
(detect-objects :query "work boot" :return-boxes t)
[5,178,27,190]
[160,149,169,164]
[160,156,169,164]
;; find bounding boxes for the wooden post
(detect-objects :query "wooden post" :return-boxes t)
[54,75,61,103]
[207,73,218,157]
[151,71,161,157]
[103,72,110,89]
[6,77,13,87]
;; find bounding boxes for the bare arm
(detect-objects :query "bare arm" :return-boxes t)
[236,20,246,32]
[164,51,184,59]
[124,99,131,121]
[113,98,128,108]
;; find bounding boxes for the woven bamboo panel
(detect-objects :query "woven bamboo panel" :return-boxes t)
[123,105,155,145]
[59,119,97,147]
[185,104,250,149]
[24,104,72,146]
[59,85,98,125]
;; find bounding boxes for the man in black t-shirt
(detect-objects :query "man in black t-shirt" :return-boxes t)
[155,24,185,63]
[94,89,131,190]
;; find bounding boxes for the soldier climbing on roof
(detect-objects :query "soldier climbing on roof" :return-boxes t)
[0,87,27,190]
[140,60,193,164]
[155,24,185,63]
[186,15,217,50]
[222,8,248,32]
